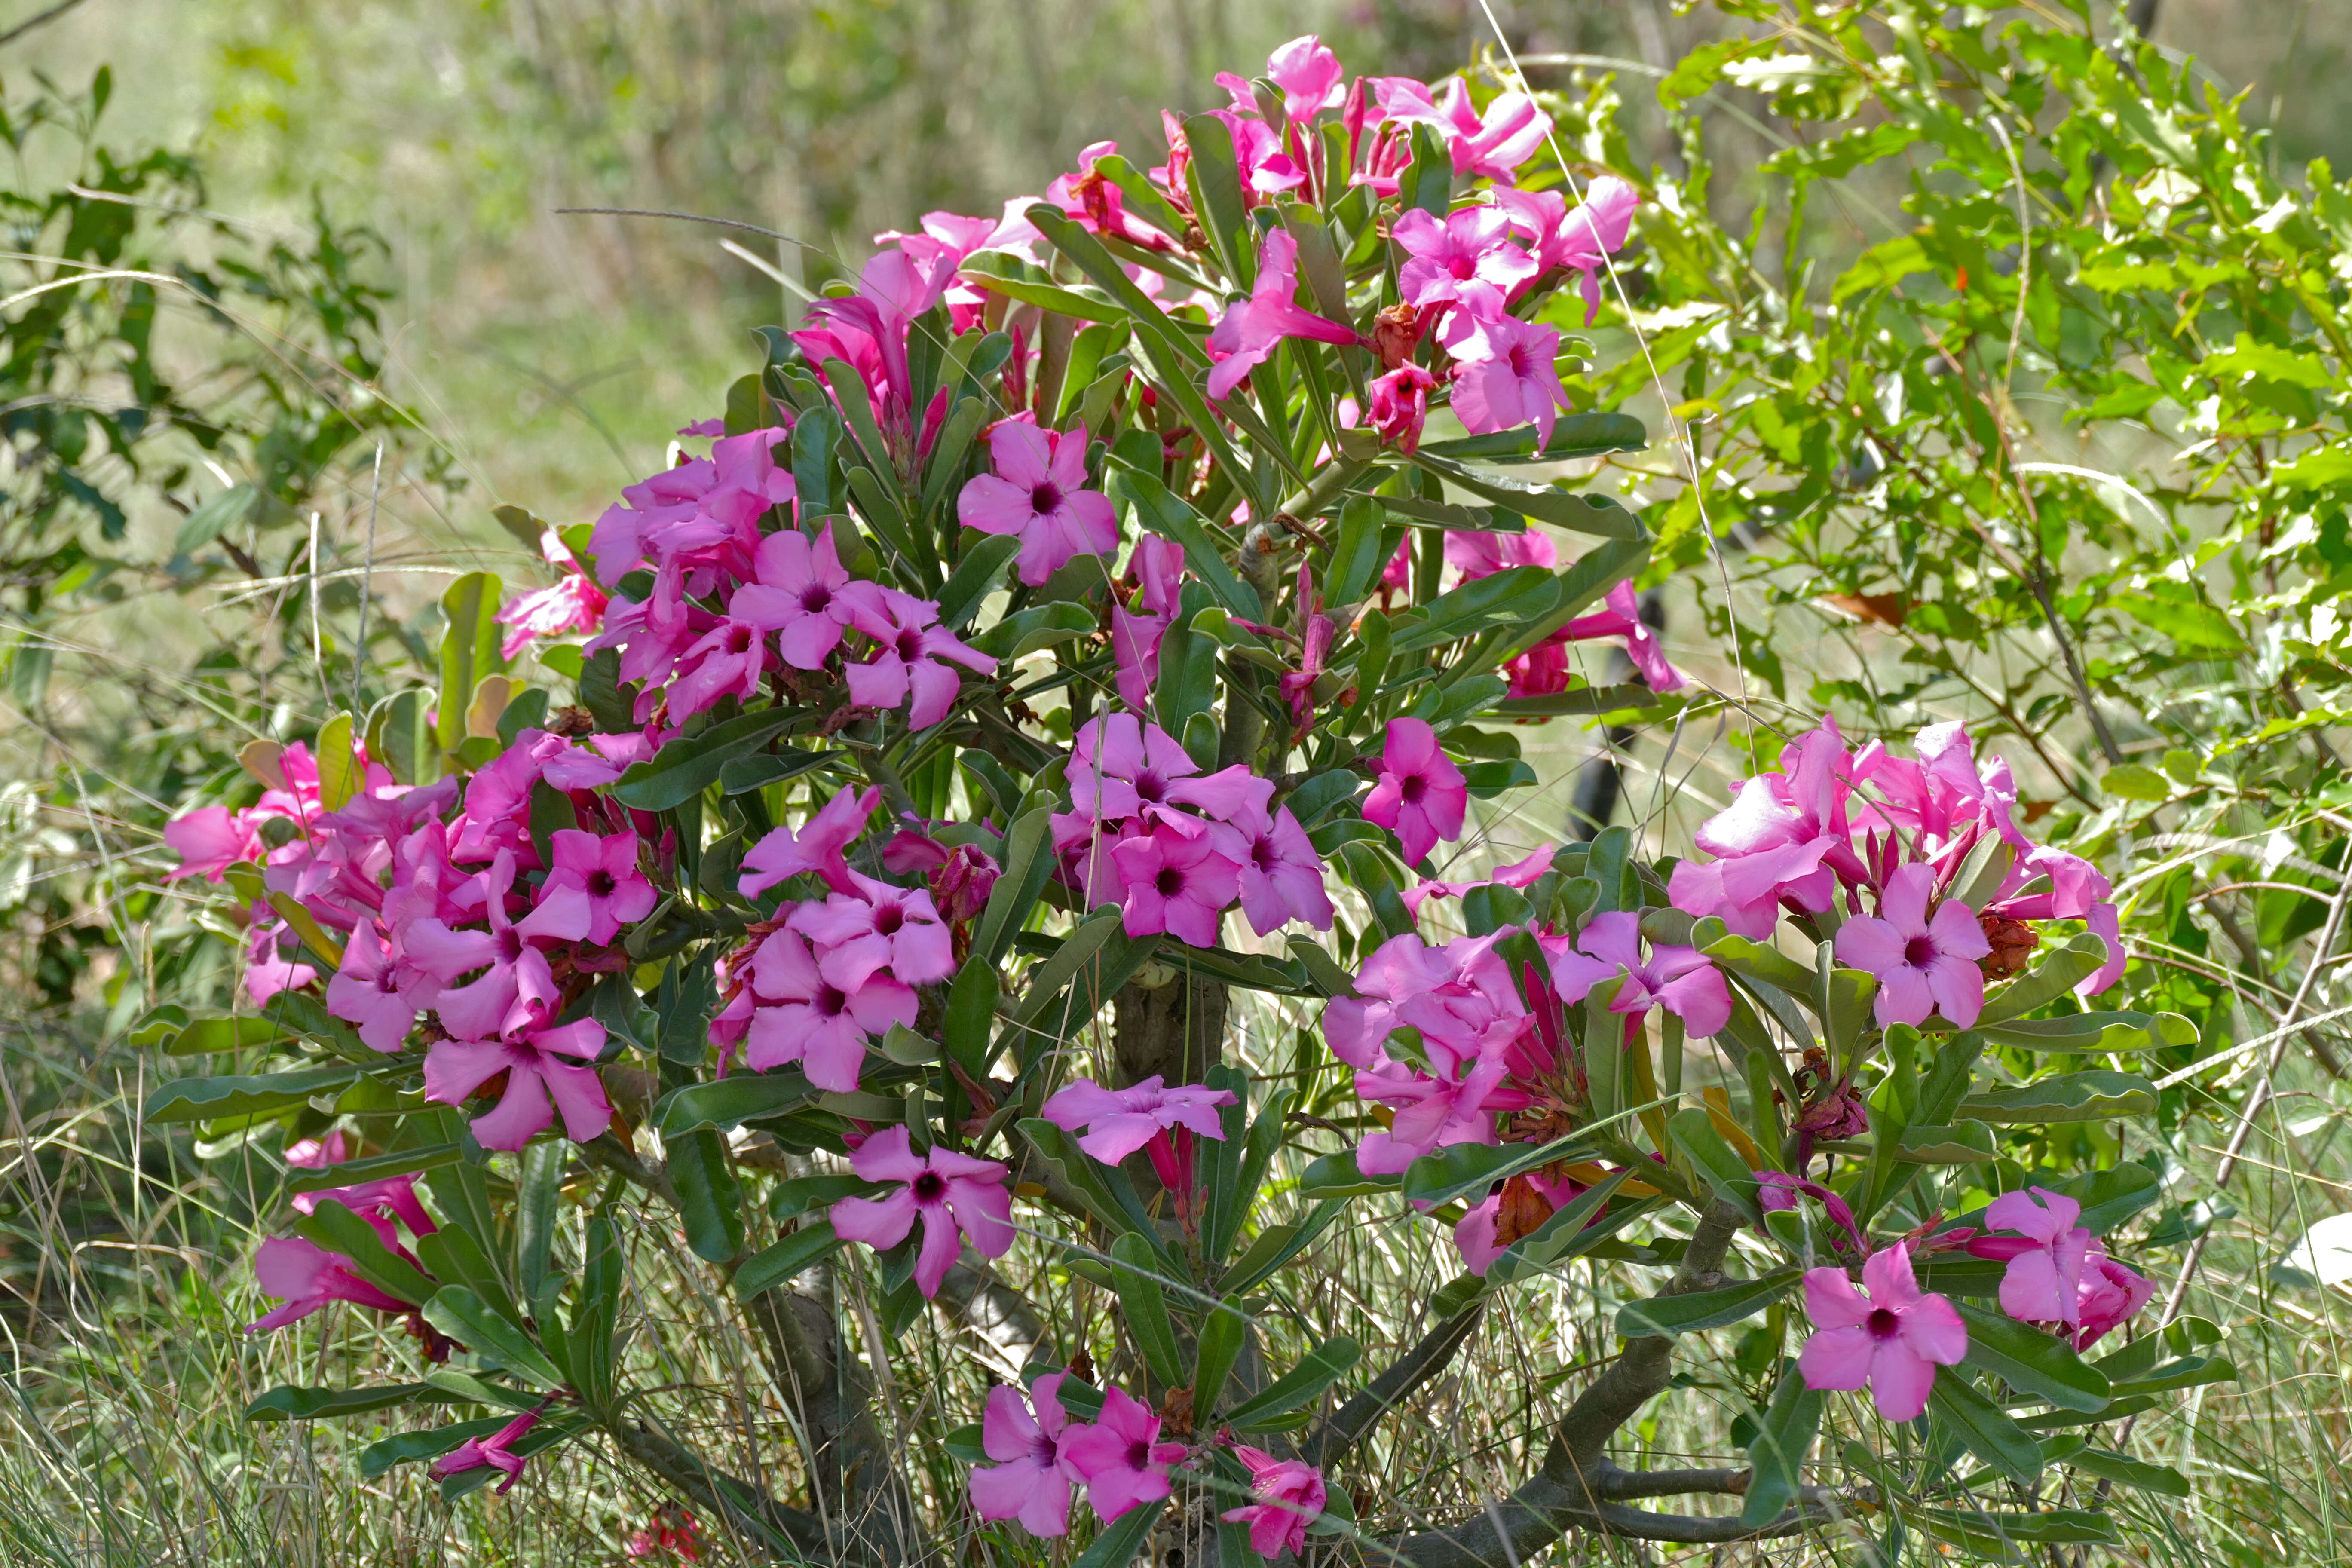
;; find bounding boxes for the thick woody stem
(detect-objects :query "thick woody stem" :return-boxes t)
[612,1420,830,1556]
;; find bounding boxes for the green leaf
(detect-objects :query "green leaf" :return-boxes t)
[1298,1146,1396,1198]
[1109,1233,1185,1387]
[1417,411,1647,463]
[969,601,1097,660]
[1666,1108,1763,1221]
[1404,460,1646,539]
[1701,931,1816,995]
[293,1199,437,1307]
[652,1072,815,1137]
[173,482,261,556]
[942,957,1000,1078]
[937,534,1022,630]
[1977,1011,2160,1054]
[413,1228,519,1329]
[2098,763,2171,802]
[423,1286,566,1390]
[1616,1269,1799,1339]
[1389,565,1560,654]
[1192,1294,1249,1416]
[1927,1370,2043,1487]
[1105,464,1257,619]
[435,572,504,751]
[1402,1133,1592,1208]
[957,251,1127,322]
[515,1141,564,1306]
[2056,1161,2162,1234]
[1018,1117,1158,1243]
[1489,1170,1641,1286]
[1223,1338,1362,1430]
[610,709,803,812]
[717,747,841,796]
[2065,1446,2190,1497]
[2107,1354,2236,1396]
[144,1064,362,1123]
[1914,1507,2119,1554]
[1488,683,1659,718]
[1072,1498,1166,1568]
[1183,113,1254,285]
[974,808,1055,966]
[668,1127,746,1263]
[1328,494,1390,605]
[1955,1303,2111,1413]
[1831,234,1931,305]
[361,1415,510,1480]
[244,1383,439,1422]
[1741,1375,1824,1527]
[287,1142,462,1194]
[1958,1071,2156,1124]
[734,1222,843,1299]
[1207,1082,1293,1264]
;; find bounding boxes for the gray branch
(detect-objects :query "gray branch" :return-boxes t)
[1305,1298,1487,1469]
[613,1419,830,1556]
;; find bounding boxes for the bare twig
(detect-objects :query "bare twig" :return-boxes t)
[0,0,87,51]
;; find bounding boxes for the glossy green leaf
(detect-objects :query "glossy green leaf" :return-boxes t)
[1192,1294,1249,1416]
[1109,1233,1184,1387]
[668,1127,746,1263]
[1742,1375,1823,1527]
[144,1064,362,1123]
[1402,1133,1593,1208]
[1223,1337,1362,1430]
[244,1383,441,1422]
[609,709,802,812]
[652,1072,814,1136]
[1955,1302,2111,1412]
[1927,1370,2043,1487]
[294,1198,437,1308]
[1616,1269,1799,1339]
[361,1415,509,1480]
[423,1285,565,1390]
[435,572,503,751]
[1976,934,2111,1026]
[734,1222,843,1299]
[1958,1071,2156,1124]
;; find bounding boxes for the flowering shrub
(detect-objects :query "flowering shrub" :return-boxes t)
[146,30,2227,1565]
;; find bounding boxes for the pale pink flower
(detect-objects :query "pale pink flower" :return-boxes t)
[731,522,881,670]
[1267,34,1345,116]
[1362,717,1467,867]
[1441,313,1571,447]
[1354,1050,1516,1176]
[1063,1386,1189,1521]
[423,1018,612,1152]
[2073,1255,2156,1351]
[968,1374,1085,1537]
[429,1409,540,1494]
[786,869,957,989]
[1064,713,1268,832]
[1206,230,1357,401]
[744,927,916,1092]
[1393,206,1537,322]
[1041,1075,1235,1164]
[739,784,879,898]
[1221,1446,1326,1557]
[830,1125,1014,1297]
[1371,78,1551,182]
[497,529,609,658]
[1552,910,1731,1038]
[246,1236,415,1333]
[1216,800,1334,935]
[1966,1186,2098,1329]
[515,829,655,947]
[1555,176,1640,321]
[1446,527,1557,582]
[1110,825,1241,947]
[1669,717,1871,937]
[845,588,998,729]
[1797,1243,1967,1423]
[958,422,1120,586]
[283,1129,350,1170]
[1834,863,1992,1029]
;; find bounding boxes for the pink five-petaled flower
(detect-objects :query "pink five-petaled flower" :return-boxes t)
[1221,1446,1327,1558]
[326,923,431,1053]
[429,1409,541,1495]
[162,804,266,882]
[845,588,998,730]
[1206,229,1358,401]
[669,617,773,720]
[1966,1186,2103,1331]
[1063,1385,1190,1522]
[1217,799,1335,935]
[740,784,879,898]
[958,422,1120,586]
[786,868,957,989]
[423,1018,612,1152]
[2073,1254,2156,1352]
[1065,713,1269,831]
[830,1124,1014,1297]
[1266,34,1345,117]
[516,829,657,947]
[1797,1243,1968,1423]
[1111,533,1185,710]
[1554,176,1640,322]
[403,851,560,1041]
[1834,862,1993,1029]
[1547,910,1732,1038]
[1440,312,1571,447]
[1363,718,1468,868]
[246,1236,415,1333]
[1109,824,1243,947]
[744,926,917,1091]
[1562,581,1684,692]
[1392,206,1538,322]
[1367,364,1438,453]
[732,522,879,670]
[968,1372,1085,1537]
[1042,1074,1235,1168]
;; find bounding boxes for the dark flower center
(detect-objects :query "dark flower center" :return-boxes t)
[1032,1433,1062,1465]
[1134,769,1168,803]
[1449,254,1477,280]
[1030,482,1063,513]
[815,984,848,1018]
[1506,343,1534,376]
[588,870,618,898]
[894,630,923,660]
[725,625,754,653]
[1903,935,1937,967]
[494,927,524,962]
[873,903,905,936]
[799,584,833,614]
[1867,1307,1901,1339]
[1126,1439,1151,1469]
[1155,865,1187,897]
[1400,774,1427,805]
[1251,834,1280,874]
[374,969,401,997]
[912,1170,947,1203]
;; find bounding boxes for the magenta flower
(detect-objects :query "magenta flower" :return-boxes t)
[1065,713,1268,833]
[1669,717,1870,937]
[1206,230,1358,401]
[283,1129,350,1170]
[931,843,1001,926]
[1562,581,1684,692]
[1354,1049,1515,1176]
[429,1409,541,1495]
[1216,801,1334,936]
[1109,825,1242,947]
[1393,206,1537,322]
[515,829,656,947]
[1551,910,1732,1038]
[1110,533,1186,709]
[1266,34,1345,116]
[669,618,773,720]
[423,1017,612,1152]
[2073,1255,2156,1351]
[403,852,561,1041]
[1796,1243,1968,1423]
[1366,364,1437,453]
[740,784,879,898]
[1441,313,1571,447]
[1834,863,1993,1029]
[1362,718,1468,867]
[958,422,1119,586]
[1966,1186,2099,1330]
[290,1173,437,1253]
[326,922,431,1053]
[1042,1075,1235,1164]
[845,588,998,729]
[496,528,609,658]
[786,869,956,989]
[1757,1170,1869,1262]
[968,1373,1085,1537]
[1221,1446,1327,1558]
[1320,931,1503,1069]
[163,805,265,883]
[732,522,881,669]
[1372,78,1550,181]
[246,1236,415,1333]
[1063,1385,1190,1522]
[744,927,917,1091]
[1554,176,1640,321]
[830,1125,1014,1297]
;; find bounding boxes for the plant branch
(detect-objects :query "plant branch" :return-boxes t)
[613,1419,830,1556]
[1305,1298,1487,1469]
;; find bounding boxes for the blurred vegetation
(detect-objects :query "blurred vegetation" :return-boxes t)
[4,0,2352,1564]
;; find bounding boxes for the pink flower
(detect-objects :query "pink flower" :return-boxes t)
[1221,1446,1326,1557]
[1063,1385,1190,1521]
[1217,800,1335,935]
[1669,717,1871,937]
[1042,1075,1235,1164]
[497,529,609,658]
[732,522,879,670]
[515,829,655,947]
[1362,718,1467,867]
[1446,527,1557,582]
[326,923,430,1053]
[290,1172,436,1252]
[1797,1243,1967,1423]
[1442,313,1571,447]
[624,1506,703,1562]
[2073,1255,2156,1352]
[740,784,879,898]
[1554,176,1639,321]
[845,588,998,729]
[163,805,264,882]
[1393,206,1538,322]
[958,423,1119,586]
[1553,910,1731,1038]
[403,852,561,1041]
[1065,713,1268,832]
[1321,931,1519,1069]
[1109,825,1241,947]
[1562,581,1684,691]
[744,927,917,1091]
[1372,78,1550,182]
[246,1236,415,1333]
[1834,863,1992,1029]
[284,1129,349,1169]
[429,1409,541,1494]
[423,1018,612,1152]
[830,1125,1014,1297]
[968,1373,1085,1537]
[1206,230,1358,401]
[668,619,773,720]
[786,870,956,989]
[1366,364,1437,453]
[931,844,1001,926]
[1966,1186,2099,1329]
[1758,1171,1869,1262]
[1403,842,1557,919]
[1111,533,1186,708]
[1266,34,1345,117]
